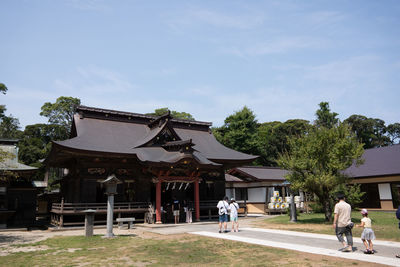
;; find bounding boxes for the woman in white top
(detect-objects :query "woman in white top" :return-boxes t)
[229,198,240,232]
[356,209,376,254]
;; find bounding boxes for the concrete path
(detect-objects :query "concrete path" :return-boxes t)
[192,228,400,267]
[138,217,400,267]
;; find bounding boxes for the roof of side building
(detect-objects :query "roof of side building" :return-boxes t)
[227,166,288,182]
[345,144,400,178]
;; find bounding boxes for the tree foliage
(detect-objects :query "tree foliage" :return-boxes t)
[278,103,364,221]
[0,83,7,95]
[344,115,390,148]
[18,123,68,165]
[0,114,21,138]
[258,119,311,166]
[387,123,400,144]
[315,102,338,129]
[40,96,81,131]
[146,108,194,120]
[15,97,81,182]
[278,124,364,221]
[213,106,260,157]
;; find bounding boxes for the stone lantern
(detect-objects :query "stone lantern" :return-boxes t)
[101,174,122,238]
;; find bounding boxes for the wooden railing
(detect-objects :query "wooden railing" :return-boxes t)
[51,202,151,214]
[50,201,151,227]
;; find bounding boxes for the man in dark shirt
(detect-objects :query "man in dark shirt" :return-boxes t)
[172,197,180,224]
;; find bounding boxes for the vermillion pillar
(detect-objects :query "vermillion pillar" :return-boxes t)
[156,180,162,223]
[194,179,200,221]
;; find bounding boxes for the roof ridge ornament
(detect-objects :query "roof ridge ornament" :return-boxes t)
[148,110,172,129]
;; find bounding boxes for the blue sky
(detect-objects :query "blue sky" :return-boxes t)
[1,0,400,128]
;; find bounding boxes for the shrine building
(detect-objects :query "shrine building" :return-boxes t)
[45,106,257,226]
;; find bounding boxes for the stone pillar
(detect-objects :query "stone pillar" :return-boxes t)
[290,193,297,222]
[156,180,162,224]
[84,209,96,237]
[105,194,115,237]
[194,179,200,222]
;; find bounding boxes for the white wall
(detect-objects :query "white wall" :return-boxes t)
[248,188,266,202]
[378,183,392,200]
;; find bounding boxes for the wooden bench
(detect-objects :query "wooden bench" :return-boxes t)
[116,217,135,229]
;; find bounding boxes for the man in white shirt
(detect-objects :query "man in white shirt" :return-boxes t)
[333,193,353,252]
[216,196,230,233]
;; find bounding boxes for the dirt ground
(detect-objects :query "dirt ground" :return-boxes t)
[0,227,143,255]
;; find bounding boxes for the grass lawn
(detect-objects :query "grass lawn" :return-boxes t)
[256,211,399,241]
[0,232,384,267]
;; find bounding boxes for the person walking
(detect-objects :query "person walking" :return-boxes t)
[172,197,180,224]
[333,193,353,252]
[184,199,193,224]
[229,198,239,232]
[396,205,400,258]
[217,196,230,233]
[356,209,375,254]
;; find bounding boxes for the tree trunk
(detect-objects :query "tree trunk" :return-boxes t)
[324,200,332,221]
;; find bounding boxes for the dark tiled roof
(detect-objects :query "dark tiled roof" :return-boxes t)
[77,105,212,126]
[228,166,288,182]
[47,106,257,167]
[345,144,400,178]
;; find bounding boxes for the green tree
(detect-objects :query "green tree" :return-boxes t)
[0,83,8,118]
[0,83,7,94]
[0,114,21,138]
[18,123,68,165]
[387,123,400,144]
[277,123,364,221]
[315,102,339,129]
[40,96,81,132]
[258,119,311,166]
[213,106,260,157]
[344,115,390,148]
[146,108,194,120]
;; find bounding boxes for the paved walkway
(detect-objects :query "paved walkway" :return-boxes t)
[138,217,400,267]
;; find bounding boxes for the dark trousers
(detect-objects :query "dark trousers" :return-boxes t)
[336,226,353,246]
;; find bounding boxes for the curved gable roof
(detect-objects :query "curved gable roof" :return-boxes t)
[48,106,257,167]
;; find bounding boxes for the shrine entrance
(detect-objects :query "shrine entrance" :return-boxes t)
[152,171,201,224]
[151,180,195,223]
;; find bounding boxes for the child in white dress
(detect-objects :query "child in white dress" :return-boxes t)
[229,198,239,232]
[356,209,375,254]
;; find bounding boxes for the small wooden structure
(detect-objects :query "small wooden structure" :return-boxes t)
[45,106,257,226]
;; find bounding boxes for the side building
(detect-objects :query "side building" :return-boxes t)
[0,139,38,228]
[346,144,400,210]
[225,166,291,214]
